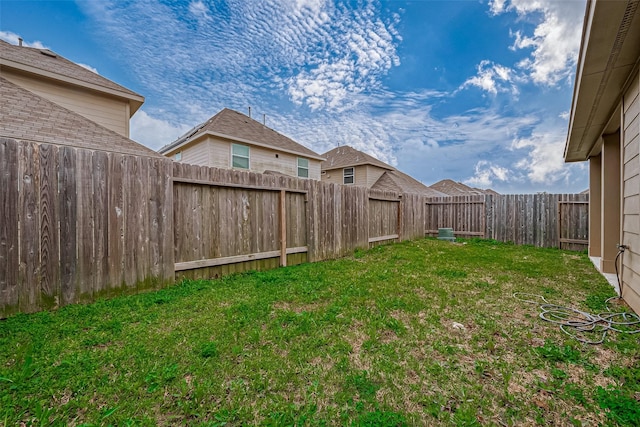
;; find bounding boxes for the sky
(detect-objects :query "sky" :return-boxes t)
[0,0,589,193]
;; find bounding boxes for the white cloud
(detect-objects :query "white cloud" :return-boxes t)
[285,2,400,111]
[460,60,517,95]
[78,0,400,116]
[464,160,511,188]
[130,110,191,150]
[488,0,508,15]
[77,63,99,74]
[511,131,568,184]
[492,0,585,86]
[0,30,47,49]
[188,0,212,23]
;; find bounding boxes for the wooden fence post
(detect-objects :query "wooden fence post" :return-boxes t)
[398,194,403,241]
[279,189,287,267]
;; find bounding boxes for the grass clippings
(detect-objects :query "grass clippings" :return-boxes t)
[1,238,639,425]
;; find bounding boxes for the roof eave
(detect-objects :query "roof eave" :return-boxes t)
[564,0,640,162]
[322,162,394,172]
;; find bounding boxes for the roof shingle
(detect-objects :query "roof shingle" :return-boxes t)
[321,145,393,171]
[429,179,498,196]
[372,170,447,197]
[0,40,142,100]
[160,108,323,159]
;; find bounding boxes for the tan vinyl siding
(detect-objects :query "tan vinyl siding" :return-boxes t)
[325,165,367,186]
[2,69,130,137]
[622,71,640,312]
[179,140,211,166]
[353,165,367,186]
[321,168,343,185]
[365,165,387,187]
[167,136,321,179]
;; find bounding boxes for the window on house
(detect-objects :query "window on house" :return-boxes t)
[174,151,182,161]
[232,144,250,169]
[297,157,309,178]
[344,167,354,184]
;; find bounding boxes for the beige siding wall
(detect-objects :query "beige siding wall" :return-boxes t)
[366,165,386,187]
[321,165,367,186]
[168,136,321,179]
[622,71,640,313]
[2,69,130,137]
[179,140,211,166]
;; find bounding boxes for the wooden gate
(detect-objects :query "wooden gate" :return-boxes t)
[557,197,589,251]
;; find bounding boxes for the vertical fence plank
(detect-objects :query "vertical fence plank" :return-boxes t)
[77,149,95,301]
[18,142,39,312]
[59,146,77,305]
[108,153,125,289]
[0,139,20,314]
[39,143,60,308]
[93,151,109,296]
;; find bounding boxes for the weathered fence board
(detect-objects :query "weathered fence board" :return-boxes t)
[1,139,19,315]
[39,143,60,308]
[18,142,38,312]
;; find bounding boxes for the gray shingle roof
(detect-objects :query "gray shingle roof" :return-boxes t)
[160,108,323,159]
[321,145,393,171]
[0,40,143,101]
[372,170,447,197]
[429,179,498,196]
[0,76,161,158]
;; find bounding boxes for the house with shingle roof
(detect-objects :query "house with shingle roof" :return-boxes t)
[0,39,143,138]
[158,108,325,180]
[429,179,498,196]
[321,145,446,197]
[0,76,161,158]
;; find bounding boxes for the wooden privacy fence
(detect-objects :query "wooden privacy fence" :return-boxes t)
[425,193,589,249]
[172,163,309,280]
[425,196,486,238]
[0,137,589,317]
[0,138,174,317]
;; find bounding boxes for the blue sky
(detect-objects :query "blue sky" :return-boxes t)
[1,0,588,193]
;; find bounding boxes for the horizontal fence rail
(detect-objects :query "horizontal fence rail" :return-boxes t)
[0,137,589,317]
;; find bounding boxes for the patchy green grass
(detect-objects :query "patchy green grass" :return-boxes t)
[1,238,639,426]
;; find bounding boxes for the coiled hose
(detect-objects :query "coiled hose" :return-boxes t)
[515,246,640,344]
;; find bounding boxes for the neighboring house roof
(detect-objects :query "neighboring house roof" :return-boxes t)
[159,108,325,160]
[321,145,393,171]
[0,76,161,158]
[321,145,439,196]
[482,188,501,197]
[429,179,496,196]
[372,170,447,197]
[0,39,144,114]
[564,0,640,162]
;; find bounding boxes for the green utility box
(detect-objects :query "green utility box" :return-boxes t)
[437,228,456,242]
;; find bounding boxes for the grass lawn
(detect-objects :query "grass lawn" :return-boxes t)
[1,238,639,426]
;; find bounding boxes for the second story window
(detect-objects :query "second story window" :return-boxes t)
[344,167,354,184]
[174,151,182,161]
[297,157,309,178]
[232,143,249,169]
